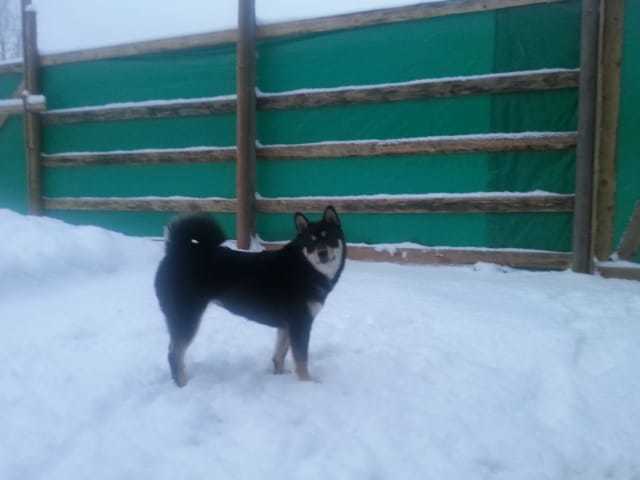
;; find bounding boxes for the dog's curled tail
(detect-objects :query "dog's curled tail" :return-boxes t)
[165,214,226,255]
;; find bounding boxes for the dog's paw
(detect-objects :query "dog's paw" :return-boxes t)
[171,369,189,387]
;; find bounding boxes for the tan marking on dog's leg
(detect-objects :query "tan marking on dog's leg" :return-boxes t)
[168,341,189,387]
[294,361,312,382]
[272,327,290,374]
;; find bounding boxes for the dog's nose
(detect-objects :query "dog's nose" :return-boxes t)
[318,249,329,262]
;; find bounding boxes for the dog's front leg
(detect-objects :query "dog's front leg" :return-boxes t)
[289,319,313,381]
[272,327,290,374]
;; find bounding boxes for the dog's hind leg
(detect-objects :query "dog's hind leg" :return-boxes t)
[272,327,290,374]
[165,305,206,387]
[168,338,190,387]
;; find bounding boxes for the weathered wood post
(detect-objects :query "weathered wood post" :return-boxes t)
[235,0,257,250]
[594,0,624,261]
[572,0,601,273]
[21,0,43,215]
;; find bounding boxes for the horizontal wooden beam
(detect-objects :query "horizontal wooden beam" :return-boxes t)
[0,59,23,75]
[41,132,577,167]
[0,95,46,115]
[0,80,25,129]
[43,193,573,215]
[42,96,237,125]
[42,147,236,167]
[598,264,640,282]
[256,193,574,214]
[259,69,579,110]
[43,197,237,212]
[347,245,572,270]
[259,133,577,159]
[258,0,567,41]
[19,0,566,68]
[262,242,571,270]
[40,30,238,67]
[42,69,578,125]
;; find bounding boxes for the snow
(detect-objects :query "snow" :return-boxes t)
[30,0,438,55]
[2,208,640,479]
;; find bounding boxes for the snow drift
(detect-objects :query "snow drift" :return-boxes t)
[1,209,640,479]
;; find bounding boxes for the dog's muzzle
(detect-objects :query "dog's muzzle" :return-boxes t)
[318,248,329,263]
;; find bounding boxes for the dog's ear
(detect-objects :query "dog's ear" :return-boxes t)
[294,212,310,233]
[323,205,340,226]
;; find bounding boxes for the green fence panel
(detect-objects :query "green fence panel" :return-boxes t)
[0,73,27,213]
[615,0,640,262]
[1,2,590,252]
[488,0,581,251]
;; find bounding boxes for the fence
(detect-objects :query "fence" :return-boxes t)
[1,0,636,277]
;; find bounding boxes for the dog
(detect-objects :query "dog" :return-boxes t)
[154,206,346,386]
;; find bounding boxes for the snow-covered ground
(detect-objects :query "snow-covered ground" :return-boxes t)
[1,208,640,480]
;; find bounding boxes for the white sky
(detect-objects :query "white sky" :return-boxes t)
[31,0,432,54]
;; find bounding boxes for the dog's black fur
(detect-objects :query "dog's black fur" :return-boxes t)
[155,206,346,386]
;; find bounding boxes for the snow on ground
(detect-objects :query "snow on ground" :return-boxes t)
[31,0,437,55]
[1,208,640,479]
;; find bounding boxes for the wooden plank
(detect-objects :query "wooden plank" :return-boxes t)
[617,201,640,260]
[40,30,238,67]
[21,3,43,215]
[43,197,237,213]
[258,133,578,159]
[42,193,573,215]
[41,69,579,125]
[235,0,257,250]
[259,69,579,110]
[594,0,624,260]
[598,265,640,282]
[262,242,572,270]
[0,60,23,75]
[572,0,600,273]
[347,246,572,270]
[0,95,46,115]
[42,147,236,167]
[41,97,236,125]
[258,0,567,40]
[30,0,566,68]
[41,132,577,167]
[0,81,24,129]
[255,194,574,214]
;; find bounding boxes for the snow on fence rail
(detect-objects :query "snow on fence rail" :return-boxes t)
[0,95,46,115]
[42,192,574,215]
[41,69,580,125]
[41,132,578,167]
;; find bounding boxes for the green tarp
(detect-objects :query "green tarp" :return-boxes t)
[0,0,635,259]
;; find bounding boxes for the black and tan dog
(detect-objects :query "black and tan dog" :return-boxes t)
[155,206,346,386]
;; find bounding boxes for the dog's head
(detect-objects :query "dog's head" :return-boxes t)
[294,206,345,275]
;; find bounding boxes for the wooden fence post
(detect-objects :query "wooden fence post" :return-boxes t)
[594,0,624,261]
[21,0,43,215]
[572,0,600,273]
[235,0,257,250]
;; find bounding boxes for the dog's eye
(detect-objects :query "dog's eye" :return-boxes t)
[190,238,200,244]
[311,235,317,241]
[320,231,327,238]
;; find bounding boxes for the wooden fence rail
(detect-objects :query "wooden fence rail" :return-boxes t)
[43,193,574,214]
[42,132,577,167]
[0,0,568,73]
[40,69,579,125]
